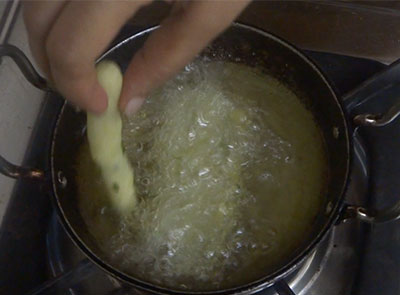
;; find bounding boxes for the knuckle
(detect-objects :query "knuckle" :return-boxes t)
[45,35,83,79]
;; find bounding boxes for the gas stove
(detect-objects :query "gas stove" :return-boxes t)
[40,51,382,295]
[1,47,397,295]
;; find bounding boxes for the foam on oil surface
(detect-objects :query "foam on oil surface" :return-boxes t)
[76,60,327,291]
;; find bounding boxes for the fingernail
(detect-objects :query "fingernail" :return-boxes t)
[125,97,145,116]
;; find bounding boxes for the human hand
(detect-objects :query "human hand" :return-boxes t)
[23,0,250,115]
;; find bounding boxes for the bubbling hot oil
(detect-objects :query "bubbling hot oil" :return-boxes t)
[76,60,328,291]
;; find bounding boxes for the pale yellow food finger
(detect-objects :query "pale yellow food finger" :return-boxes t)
[87,61,137,214]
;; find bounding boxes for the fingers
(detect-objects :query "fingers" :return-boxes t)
[46,1,152,113]
[23,0,67,77]
[120,0,250,115]
[23,0,249,114]
[24,1,150,114]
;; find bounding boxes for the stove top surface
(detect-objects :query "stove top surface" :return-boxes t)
[2,45,398,295]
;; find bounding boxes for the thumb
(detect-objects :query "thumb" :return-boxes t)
[120,0,249,115]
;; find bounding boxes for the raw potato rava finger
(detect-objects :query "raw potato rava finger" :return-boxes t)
[87,61,137,214]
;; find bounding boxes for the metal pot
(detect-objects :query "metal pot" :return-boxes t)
[1,23,400,295]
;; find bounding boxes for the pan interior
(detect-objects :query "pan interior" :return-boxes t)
[51,24,349,293]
